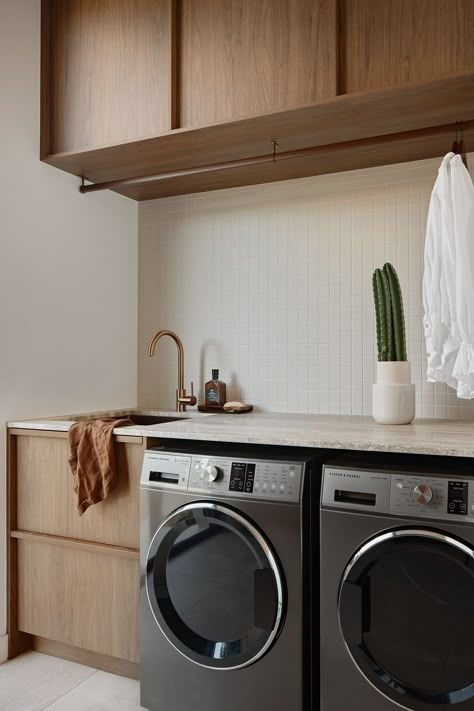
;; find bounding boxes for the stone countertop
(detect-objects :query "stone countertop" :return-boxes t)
[6,407,205,432]
[7,410,474,458]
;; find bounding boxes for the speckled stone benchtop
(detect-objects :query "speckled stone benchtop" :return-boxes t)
[7,410,474,458]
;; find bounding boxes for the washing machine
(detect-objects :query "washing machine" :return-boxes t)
[140,443,319,711]
[320,458,474,711]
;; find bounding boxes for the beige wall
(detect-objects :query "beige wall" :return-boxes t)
[138,157,474,420]
[0,1,138,660]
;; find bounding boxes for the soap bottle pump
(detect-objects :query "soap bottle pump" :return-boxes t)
[205,369,227,407]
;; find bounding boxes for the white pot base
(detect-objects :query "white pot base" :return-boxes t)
[372,383,415,425]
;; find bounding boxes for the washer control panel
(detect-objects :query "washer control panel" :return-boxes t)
[322,465,474,522]
[189,457,303,502]
[390,473,473,520]
[141,450,305,503]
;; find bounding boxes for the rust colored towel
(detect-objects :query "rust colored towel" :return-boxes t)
[68,418,133,515]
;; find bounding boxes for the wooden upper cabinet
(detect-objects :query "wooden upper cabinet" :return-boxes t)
[339,0,474,93]
[178,0,338,127]
[40,0,474,199]
[42,0,176,156]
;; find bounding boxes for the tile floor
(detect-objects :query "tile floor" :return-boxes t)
[0,651,145,711]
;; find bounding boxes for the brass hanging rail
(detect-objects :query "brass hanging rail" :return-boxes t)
[79,119,474,195]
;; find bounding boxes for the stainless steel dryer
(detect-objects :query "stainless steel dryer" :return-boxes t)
[140,444,318,711]
[320,459,474,711]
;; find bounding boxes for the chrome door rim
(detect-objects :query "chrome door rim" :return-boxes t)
[339,527,474,709]
[146,501,285,670]
[341,528,474,585]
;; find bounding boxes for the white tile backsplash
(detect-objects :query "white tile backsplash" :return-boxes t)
[138,157,474,419]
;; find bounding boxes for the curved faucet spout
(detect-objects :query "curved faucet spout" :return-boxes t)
[147,330,196,412]
[148,330,184,391]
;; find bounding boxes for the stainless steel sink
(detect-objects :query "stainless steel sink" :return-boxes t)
[126,414,189,426]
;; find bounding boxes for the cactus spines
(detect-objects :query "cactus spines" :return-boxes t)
[381,268,395,361]
[373,270,383,360]
[383,262,407,361]
[372,263,408,362]
[373,268,391,361]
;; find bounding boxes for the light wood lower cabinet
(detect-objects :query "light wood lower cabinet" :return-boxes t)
[17,538,139,663]
[8,429,145,673]
[16,433,142,549]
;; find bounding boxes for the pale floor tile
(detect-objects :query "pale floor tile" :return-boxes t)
[46,670,144,711]
[0,651,95,711]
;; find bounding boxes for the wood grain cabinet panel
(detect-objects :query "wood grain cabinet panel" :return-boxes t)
[16,435,143,549]
[43,0,175,155]
[179,0,338,127]
[17,539,139,662]
[340,0,474,93]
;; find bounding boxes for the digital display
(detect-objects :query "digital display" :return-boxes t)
[447,481,468,515]
[245,464,256,493]
[229,462,246,492]
[229,462,256,493]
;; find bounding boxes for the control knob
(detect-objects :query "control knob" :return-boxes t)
[413,483,433,505]
[206,465,221,482]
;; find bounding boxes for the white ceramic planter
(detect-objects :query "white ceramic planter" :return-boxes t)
[372,361,415,425]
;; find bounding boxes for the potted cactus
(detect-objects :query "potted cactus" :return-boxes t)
[372,263,415,424]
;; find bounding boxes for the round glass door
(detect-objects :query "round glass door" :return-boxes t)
[338,528,474,709]
[146,502,285,670]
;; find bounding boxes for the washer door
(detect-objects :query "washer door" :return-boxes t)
[338,528,474,709]
[146,502,285,670]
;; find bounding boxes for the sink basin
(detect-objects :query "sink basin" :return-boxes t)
[126,414,188,426]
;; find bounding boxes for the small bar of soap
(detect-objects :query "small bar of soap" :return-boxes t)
[223,401,253,413]
[223,401,246,410]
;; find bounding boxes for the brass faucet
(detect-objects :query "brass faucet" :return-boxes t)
[147,330,197,412]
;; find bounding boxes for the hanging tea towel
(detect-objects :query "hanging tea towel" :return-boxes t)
[422,152,458,391]
[451,154,474,398]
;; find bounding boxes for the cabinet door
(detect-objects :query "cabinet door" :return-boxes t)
[43,0,175,155]
[340,0,474,93]
[18,539,139,662]
[179,0,338,127]
[16,435,142,549]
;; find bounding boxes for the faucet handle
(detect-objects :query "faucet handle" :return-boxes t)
[188,381,197,406]
[178,382,197,408]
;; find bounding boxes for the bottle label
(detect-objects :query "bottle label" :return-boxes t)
[207,386,218,403]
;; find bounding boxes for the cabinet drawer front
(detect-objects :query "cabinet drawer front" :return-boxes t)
[17,538,139,662]
[16,435,142,548]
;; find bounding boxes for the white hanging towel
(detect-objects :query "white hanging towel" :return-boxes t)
[451,154,474,398]
[423,152,474,398]
[423,152,458,390]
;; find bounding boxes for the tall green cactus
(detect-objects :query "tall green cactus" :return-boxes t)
[373,268,393,361]
[383,262,407,361]
[372,263,407,362]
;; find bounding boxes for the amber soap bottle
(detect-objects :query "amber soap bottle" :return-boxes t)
[205,369,226,407]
